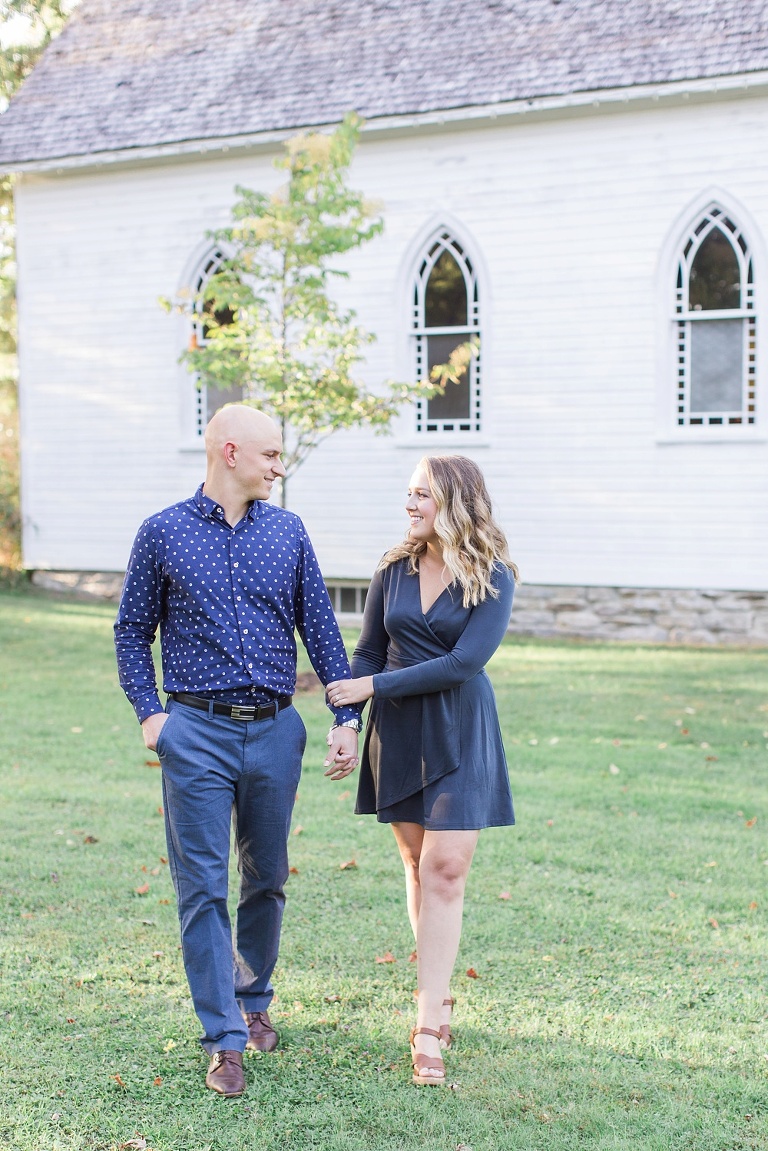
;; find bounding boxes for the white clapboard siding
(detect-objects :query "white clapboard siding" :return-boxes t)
[15,93,768,589]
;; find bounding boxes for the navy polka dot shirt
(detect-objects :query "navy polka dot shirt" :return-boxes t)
[114,484,357,725]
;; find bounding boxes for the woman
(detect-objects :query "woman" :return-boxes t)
[326,455,517,1086]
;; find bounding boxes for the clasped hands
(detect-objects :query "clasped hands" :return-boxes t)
[322,675,374,781]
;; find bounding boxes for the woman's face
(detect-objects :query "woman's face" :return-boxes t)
[405,467,439,546]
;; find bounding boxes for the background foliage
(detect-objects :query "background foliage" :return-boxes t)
[0,2,76,569]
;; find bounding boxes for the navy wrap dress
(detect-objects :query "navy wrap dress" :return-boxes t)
[352,558,515,831]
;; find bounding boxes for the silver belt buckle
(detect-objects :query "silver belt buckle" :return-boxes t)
[230,704,256,722]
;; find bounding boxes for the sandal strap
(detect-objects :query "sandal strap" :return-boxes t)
[442,997,455,1008]
[413,1052,445,1073]
[410,1027,441,1042]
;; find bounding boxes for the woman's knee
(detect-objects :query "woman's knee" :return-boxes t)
[420,855,469,899]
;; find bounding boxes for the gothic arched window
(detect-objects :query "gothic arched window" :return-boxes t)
[192,249,242,436]
[412,230,481,434]
[675,206,756,426]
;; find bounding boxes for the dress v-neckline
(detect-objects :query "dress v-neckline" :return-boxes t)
[418,569,450,616]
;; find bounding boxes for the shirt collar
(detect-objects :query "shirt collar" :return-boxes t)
[194,483,261,524]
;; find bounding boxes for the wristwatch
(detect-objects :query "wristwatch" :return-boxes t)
[331,718,363,733]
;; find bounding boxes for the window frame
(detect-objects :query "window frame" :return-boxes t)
[189,248,243,439]
[673,204,757,430]
[412,229,482,435]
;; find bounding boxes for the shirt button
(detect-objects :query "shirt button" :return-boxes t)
[243,628,249,635]
[233,562,239,568]
[236,595,241,601]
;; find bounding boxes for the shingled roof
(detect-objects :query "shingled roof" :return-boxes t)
[2,0,768,165]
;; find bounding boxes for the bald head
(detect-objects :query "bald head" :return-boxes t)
[203,405,285,515]
[204,405,280,460]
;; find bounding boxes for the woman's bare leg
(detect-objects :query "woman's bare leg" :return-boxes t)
[391,823,479,1079]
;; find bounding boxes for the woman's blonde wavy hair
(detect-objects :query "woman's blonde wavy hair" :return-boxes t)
[378,455,518,607]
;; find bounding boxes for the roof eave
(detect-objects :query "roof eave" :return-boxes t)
[5,69,768,174]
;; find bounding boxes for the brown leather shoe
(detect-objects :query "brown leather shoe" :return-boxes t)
[205,1049,245,1096]
[243,1010,278,1052]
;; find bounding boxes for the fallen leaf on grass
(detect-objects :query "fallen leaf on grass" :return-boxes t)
[118,1141,146,1150]
[83,835,98,844]
[706,756,718,762]
[709,917,720,929]
[157,806,163,816]
[466,967,479,979]
[339,859,357,870]
[112,1074,127,1088]
[159,856,168,865]
[66,1017,75,1024]
[375,951,396,964]
[153,1076,162,1086]
[338,790,351,800]
[158,899,170,905]
[704,861,717,868]
[163,1039,176,1052]
[609,764,620,775]
[546,819,554,826]
[409,950,417,962]
[289,866,299,875]
[324,993,341,1003]
[749,901,758,910]
[292,825,304,836]
[745,816,757,828]
[71,727,83,734]
[135,884,150,896]
[499,891,511,900]
[668,890,678,899]
[144,760,160,768]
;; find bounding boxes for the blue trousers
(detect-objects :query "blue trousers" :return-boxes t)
[156,698,306,1054]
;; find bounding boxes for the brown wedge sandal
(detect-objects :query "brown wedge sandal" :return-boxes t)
[410,1027,446,1086]
[439,997,455,1050]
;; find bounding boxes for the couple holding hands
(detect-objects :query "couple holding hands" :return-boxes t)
[115,405,516,1096]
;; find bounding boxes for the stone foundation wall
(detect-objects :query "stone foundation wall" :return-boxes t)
[31,570,768,647]
[508,583,768,647]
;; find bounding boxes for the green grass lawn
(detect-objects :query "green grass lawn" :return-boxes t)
[0,588,766,1151]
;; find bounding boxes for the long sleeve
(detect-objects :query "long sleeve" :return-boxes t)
[293,520,361,725]
[372,566,514,699]
[350,569,389,679]
[114,519,165,723]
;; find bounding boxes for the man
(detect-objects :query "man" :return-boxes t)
[115,405,361,1098]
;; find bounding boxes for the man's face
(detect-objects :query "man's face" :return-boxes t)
[235,429,286,501]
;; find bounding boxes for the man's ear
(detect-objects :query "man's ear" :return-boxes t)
[223,440,238,468]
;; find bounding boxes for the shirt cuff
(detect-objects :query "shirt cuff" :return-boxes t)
[329,705,363,725]
[134,691,165,724]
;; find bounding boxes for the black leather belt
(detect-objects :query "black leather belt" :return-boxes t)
[169,692,293,722]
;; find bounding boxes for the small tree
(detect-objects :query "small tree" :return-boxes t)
[170,112,461,505]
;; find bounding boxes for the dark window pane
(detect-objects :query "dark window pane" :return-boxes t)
[340,588,357,613]
[426,334,470,420]
[202,270,235,338]
[425,250,467,327]
[690,319,743,412]
[689,228,741,311]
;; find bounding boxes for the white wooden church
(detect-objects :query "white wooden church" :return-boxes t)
[2,0,768,643]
